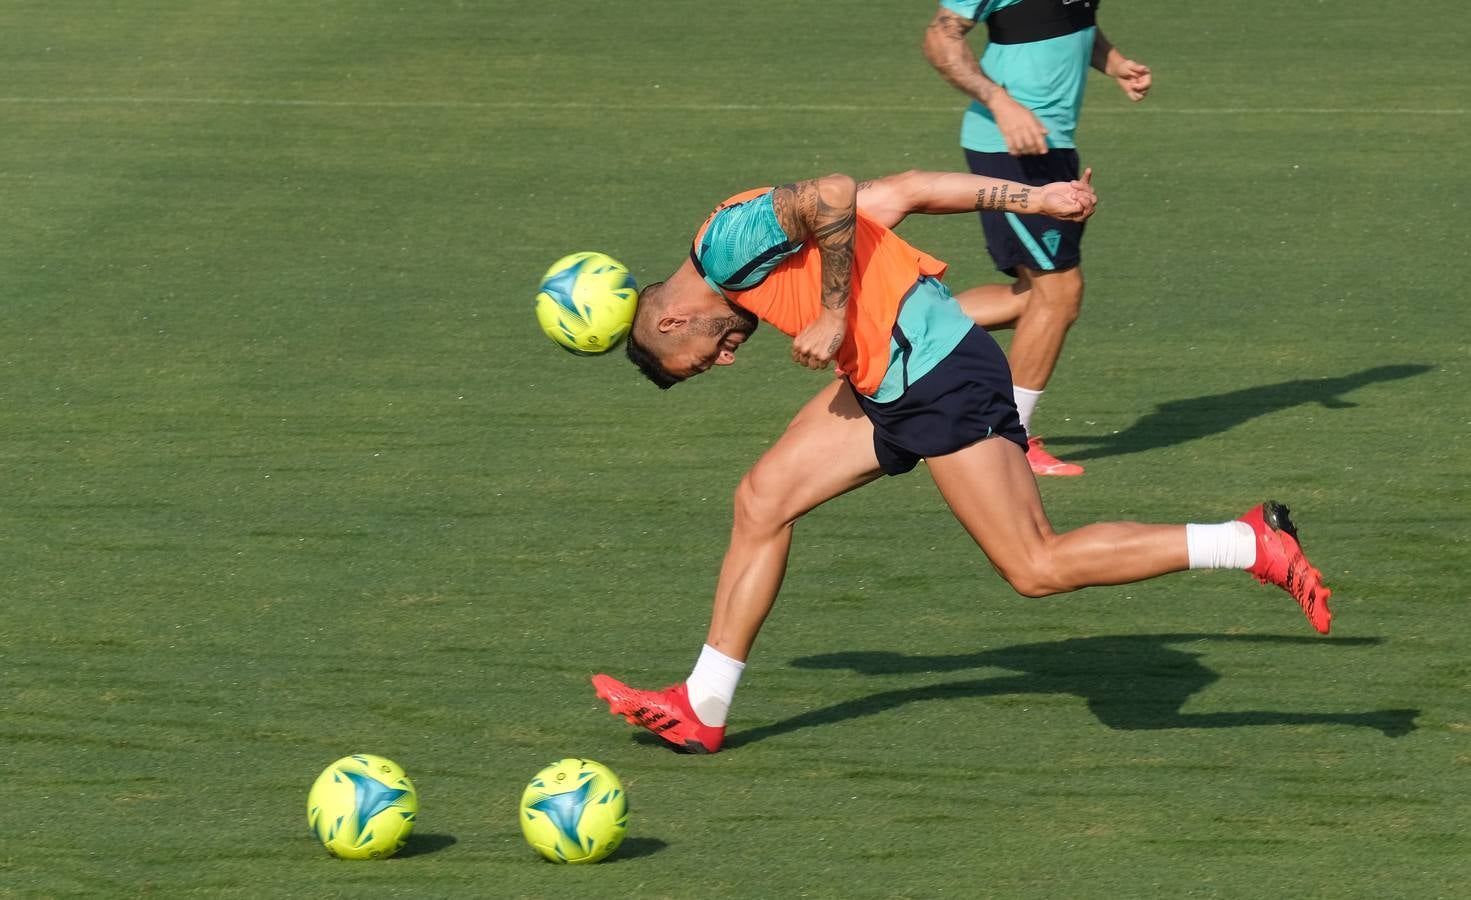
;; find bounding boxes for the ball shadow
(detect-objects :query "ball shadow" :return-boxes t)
[608,836,669,862]
[395,832,458,858]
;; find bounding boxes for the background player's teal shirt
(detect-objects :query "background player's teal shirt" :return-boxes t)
[695,195,973,402]
[939,0,1095,152]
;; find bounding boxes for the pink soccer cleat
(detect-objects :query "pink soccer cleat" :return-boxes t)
[1239,501,1333,634]
[591,674,725,754]
[1026,436,1084,476]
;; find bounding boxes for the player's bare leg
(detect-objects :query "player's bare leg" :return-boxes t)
[702,379,885,659]
[924,437,1332,630]
[594,379,885,752]
[953,270,1032,330]
[1002,266,1082,392]
[926,435,1185,594]
[958,266,1085,475]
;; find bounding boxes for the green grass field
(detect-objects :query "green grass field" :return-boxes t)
[3,1,1469,896]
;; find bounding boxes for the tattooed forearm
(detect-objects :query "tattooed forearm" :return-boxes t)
[923,10,997,103]
[812,211,856,243]
[975,183,1032,211]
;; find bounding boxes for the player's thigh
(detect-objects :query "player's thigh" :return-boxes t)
[740,380,884,524]
[924,435,1055,573]
[1019,264,1084,304]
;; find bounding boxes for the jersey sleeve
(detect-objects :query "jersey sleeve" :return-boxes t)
[939,0,989,21]
[693,191,802,294]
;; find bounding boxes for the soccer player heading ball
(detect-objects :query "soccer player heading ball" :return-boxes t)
[593,169,1331,754]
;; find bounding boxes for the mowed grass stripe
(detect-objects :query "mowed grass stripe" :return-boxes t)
[1,95,1467,115]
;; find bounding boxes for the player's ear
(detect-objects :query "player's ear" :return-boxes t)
[655,314,688,334]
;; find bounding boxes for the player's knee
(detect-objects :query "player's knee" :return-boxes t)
[731,469,794,536]
[992,549,1067,598]
[1034,270,1085,322]
[1001,570,1062,598]
[1054,286,1085,322]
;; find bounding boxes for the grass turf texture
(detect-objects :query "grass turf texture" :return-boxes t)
[2,0,1469,896]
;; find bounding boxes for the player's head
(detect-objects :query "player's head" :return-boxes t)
[626,279,757,389]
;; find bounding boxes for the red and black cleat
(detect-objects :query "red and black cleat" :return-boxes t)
[1239,501,1333,634]
[591,674,725,754]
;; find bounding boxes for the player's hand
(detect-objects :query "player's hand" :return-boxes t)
[990,94,1050,156]
[1109,58,1152,101]
[792,308,846,370]
[1037,168,1097,222]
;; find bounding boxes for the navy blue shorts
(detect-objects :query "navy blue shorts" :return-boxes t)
[853,325,1026,476]
[965,148,1085,277]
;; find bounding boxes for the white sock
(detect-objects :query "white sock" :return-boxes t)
[1185,521,1258,570]
[685,644,745,727]
[1013,385,1042,435]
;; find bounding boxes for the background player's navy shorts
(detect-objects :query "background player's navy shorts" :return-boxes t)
[965,148,1085,277]
[852,325,1027,476]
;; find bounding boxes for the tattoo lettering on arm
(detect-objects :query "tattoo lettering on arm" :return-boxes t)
[975,183,1032,211]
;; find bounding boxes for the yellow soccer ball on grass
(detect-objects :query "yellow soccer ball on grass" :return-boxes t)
[307,754,418,860]
[533,252,639,355]
[519,757,628,864]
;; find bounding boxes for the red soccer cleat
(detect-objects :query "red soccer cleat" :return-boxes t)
[591,674,725,754]
[1026,437,1084,477]
[1239,501,1333,634]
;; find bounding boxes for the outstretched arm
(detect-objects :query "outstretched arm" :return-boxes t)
[923,7,1049,155]
[770,174,857,370]
[857,169,1097,230]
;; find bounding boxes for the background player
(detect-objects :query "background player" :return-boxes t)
[923,0,1152,475]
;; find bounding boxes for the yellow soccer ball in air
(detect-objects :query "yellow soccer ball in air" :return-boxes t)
[307,754,418,860]
[533,252,639,355]
[519,757,628,864]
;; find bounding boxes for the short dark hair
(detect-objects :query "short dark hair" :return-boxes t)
[625,330,685,389]
[624,281,686,389]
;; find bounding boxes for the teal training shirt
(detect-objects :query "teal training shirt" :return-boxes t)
[939,0,1097,152]
[870,277,974,404]
[693,191,800,297]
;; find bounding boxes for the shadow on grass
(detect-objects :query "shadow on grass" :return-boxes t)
[1042,364,1433,462]
[723,633,1418,750]
[395,832,457,858]
[608,836,669,862]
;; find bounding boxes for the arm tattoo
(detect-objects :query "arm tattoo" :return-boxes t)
[772,180,855,313]
[771,183,804,241]
[926,9,975,41]
[975,183,1032,211]
[925,10,995,103]
[806,181,855,312]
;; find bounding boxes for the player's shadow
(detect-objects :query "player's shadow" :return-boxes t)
[394,832,457,858]
[1043,364,1432,462]
[723,633,1418,750]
